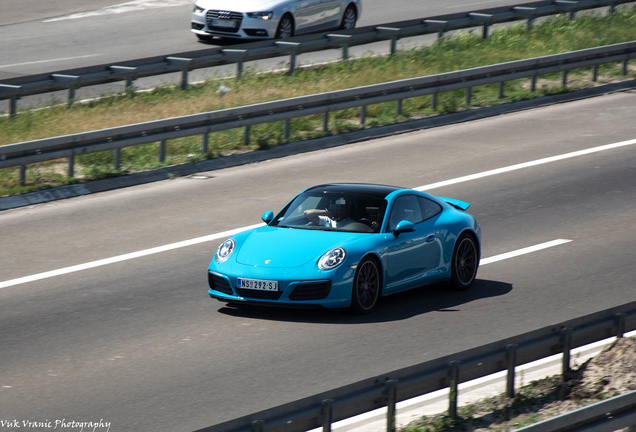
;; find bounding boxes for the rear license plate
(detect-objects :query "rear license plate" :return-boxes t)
[237,278,278,291]
[212,19,238,28]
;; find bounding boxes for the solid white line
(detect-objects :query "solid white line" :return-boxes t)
[2,137,632,290]
[0,55,99,69]
[480,239,572,266]
[0,223,264,290]
[414,138,636,191]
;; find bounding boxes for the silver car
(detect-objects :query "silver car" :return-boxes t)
[191,0,361,40]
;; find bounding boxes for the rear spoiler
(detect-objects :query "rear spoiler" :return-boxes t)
[437,197,470,211]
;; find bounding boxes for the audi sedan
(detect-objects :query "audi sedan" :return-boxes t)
[191,0,361,40]
[207,183,481,313]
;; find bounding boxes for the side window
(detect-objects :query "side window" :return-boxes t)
[388,195,423,232]
[418,197,442,221]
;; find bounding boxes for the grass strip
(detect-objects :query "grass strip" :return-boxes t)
[2,8,636,196]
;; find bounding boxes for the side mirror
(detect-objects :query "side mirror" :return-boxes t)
[262,211,274,224]
[393,220,415,236]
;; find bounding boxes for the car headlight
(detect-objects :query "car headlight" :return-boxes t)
[216,238,236,263]
[318,247,346,271]
[246,11,273,20]
[193,4,205,13]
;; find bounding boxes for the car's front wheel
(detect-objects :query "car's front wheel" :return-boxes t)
[276,14,294,38]
[340,5,357,30]
[450,233,478,290]
[350,257,381,314]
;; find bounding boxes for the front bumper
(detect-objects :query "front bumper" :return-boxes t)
[192,10,279,39]
[207,262,355,309]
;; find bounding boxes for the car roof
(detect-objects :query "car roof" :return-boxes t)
[304,183,403,198]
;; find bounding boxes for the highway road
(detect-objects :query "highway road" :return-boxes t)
[0,0,529,104]
[1,90,635,431]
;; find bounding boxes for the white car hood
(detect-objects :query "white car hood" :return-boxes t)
[196,0,284,12]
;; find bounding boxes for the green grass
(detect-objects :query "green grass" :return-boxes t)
[2,8,636,196]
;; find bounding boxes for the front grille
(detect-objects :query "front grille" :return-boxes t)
[208,272,233,295]
[290,281,332,300]
[236,288,283,300]
[206,10,243,32]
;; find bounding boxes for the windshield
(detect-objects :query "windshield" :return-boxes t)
[270,191,387,233]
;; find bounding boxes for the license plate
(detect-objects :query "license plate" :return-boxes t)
[237,278,278,291]
[212,19,237,28]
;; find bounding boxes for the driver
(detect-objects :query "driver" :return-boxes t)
[304,199,355,228]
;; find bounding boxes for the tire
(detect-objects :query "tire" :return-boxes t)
[276,15,294,39]
[340,5,357,30]
[350,257,381,314]
[450,233,479,291]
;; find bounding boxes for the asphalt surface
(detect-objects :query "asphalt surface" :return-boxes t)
[1,89,635,431]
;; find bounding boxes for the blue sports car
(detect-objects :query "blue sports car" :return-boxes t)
[208,183,481,313]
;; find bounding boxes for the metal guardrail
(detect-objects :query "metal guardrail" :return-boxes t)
[514,389,636,432]
[1,40,635,184]
[192,301,636,432]
[1,0,635,115]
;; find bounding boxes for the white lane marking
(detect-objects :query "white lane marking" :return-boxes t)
[0,223,264,290]
[415,138,636,191]
[2,137,633,289]
[0,55,100,69]
[480,239,572,266]
[44,0,193,22]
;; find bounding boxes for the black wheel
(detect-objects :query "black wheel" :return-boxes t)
[450,233,478,291]
[340,5,357,30]
[350,257,381,314]
[276,15,294,38]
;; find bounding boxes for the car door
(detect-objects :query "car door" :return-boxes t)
[384,195,443,293]
[293,0,324,33]
[316,0,341,30]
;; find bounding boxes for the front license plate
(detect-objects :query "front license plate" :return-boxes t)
[212,19,237,28]
[237,278,278,291]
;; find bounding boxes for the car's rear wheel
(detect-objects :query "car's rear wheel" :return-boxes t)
[340,5,357,30]
[276,14,294,38]
[450,233,478,290]
[350,257,380,314]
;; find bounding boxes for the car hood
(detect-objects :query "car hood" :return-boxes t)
[235,226,363,268]
[196,0,283,12]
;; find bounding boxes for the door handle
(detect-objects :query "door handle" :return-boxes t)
[425,234,435,243]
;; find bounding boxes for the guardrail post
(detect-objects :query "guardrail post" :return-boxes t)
[283,119,290,141]
[396,99,402,116]
[52,74,80,107]
[244,126,250,146]
[321,399,334,432]
[465,87,472,105]
[110,66,138,94]
[19,165,26,186]
[622,59,629,76]
[251,420,264,432]
[592,65,599,82]
[167,57,194,90]
[555,1,578,19]
[513,7,537,29]
[10,95,18,118]
[531,75,537,92]
[1,84,22,118]
[323,112,329,132]
[615,313,626,338]
[562,70,568,87]
[67,155,75,178]
[448,360,460,418]
[114,148,121,170]
[469,13,493,39]
[159,140,166,163]
[498,81,505,99]
[561,327,573,379]
[424,20,448,41]
[327,34,353,60]
[386,380,398,432]
[376,27,400,55]
[431,93,438,111]
[506,344,518,398]
[222,49,248,78]
[275,41,301,75]
[201,133,209,155]
[360,106,366,126]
